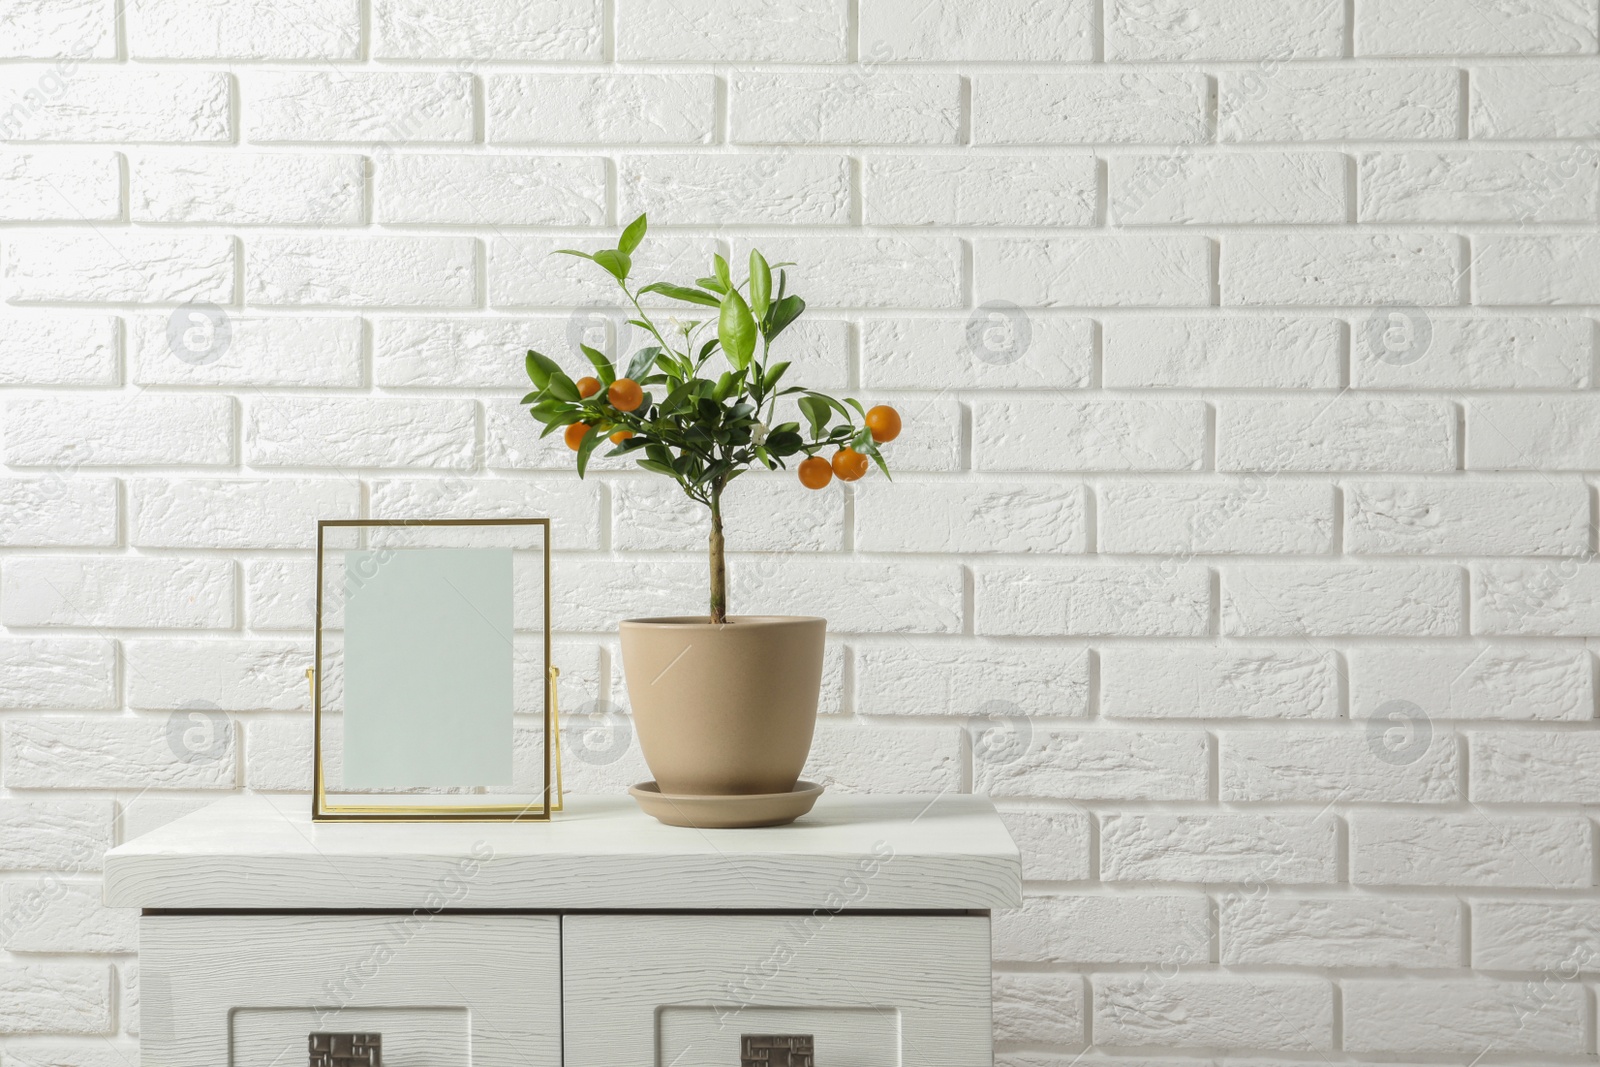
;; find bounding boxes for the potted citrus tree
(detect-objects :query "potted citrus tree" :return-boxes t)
[520,215,901,824]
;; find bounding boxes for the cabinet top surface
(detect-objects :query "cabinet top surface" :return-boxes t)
[104,792,1022,911]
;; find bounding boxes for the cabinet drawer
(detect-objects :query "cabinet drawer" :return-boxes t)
[563,914,990,1066]
[139,914,560,1067]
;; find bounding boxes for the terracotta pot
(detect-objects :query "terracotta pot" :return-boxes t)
[619,615,825,796]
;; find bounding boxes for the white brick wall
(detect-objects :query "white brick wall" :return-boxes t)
[0,1,1596,1062]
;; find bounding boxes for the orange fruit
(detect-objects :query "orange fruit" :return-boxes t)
[865,405,901,443]
[798,456,833,489]
[563,422,590,451]
[576,376,601,399]
[831,448,869,482]
[608,378,643,412]
[609,429,634,444]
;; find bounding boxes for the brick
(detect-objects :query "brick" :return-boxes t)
[1360,149,1598,222]
[2,879,136,953]
[1347,478,1589,555]
[3,716,235,790]
[1472,731,1600,803]
[743,235,962,308]
[374,315,572,390]
[1353,313,1592,388]
[1474,562,1600,636]
[867,0,1091,59]
[1103,316,1341,389]
[993,893,1209,964]
[1469,396,1600,469]
[129,478,357,550]
[802,722,959,793]
[1472,66,1600,138]
[974,73,1207,144]
[0,0,115,58]
[844,395,962,474]
[0,478,118,548]
[732,72,959,145]
[375,0,601,59]
[1223,563,1463,637]
[1221,727,1458,802]
[621,0,845,60]
[1344,978,1584,1054]
[0,962,110,1034]
[248,236,475,308]
[978,237,1212,307]
[976,730,1207,801]
[3,1043,140,1067]
[620,154,849,225]
[613,475,842,552]
[1477,235,1600,304]
[130,313,364,388]
[118,796,211,843]
[996,808,1092,881]
[1359,0,1597,55]
[1112,0,1340,57]
[1099,478,1335,554]
[1113,151,1346,225]
[1216,395,1456,472]
[856,643,1088,719]
[246,72,474,144]
[1473,901,1600,970]
[1103,813,1336,884]
[378,155,605,226]
[1220,66,1458,142]
[864,153,1095,226]
[856,481,1086,554]
[243,715,311,792]
[1351,645,1593,722]
[993,974,1083,1045]
[370,478,603,550]
[126,639,310,712]
[1096,974,1333,1051]
[245,398,477,470]
[732,559,963,634]
[489,74,714,145]
[1352,813,1591,887]
[1101,647,1339,720]
[488,235,717,308]
[132,152,362,225]
[1221,895,1461,967]
[128,0,358,57]
[0,314,118,386]
[0,639,115,710]
[861,315,1092,390]
[0,68,230,142]
[0,800,111,872]
[5,232,234,305]
[975,398,1206,472]
[1225,233,1462,306]
[976,564,1210,637]
[3,394,233,468]
[2,557,234,629]
[0,150,119,221]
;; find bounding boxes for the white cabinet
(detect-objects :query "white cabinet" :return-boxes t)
[106,793,1021,1066]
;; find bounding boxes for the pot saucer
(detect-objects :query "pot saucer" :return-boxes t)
[629,780,825,829]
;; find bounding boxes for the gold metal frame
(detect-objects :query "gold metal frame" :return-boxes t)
[312,518,553,822]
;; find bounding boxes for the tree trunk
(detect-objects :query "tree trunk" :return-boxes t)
[708,483,727,625]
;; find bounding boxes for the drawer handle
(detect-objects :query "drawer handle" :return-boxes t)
[741,1034,814,1067]
[309,1032,381,1067]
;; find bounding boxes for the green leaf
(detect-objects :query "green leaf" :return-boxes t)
[525,350,560,389]
[765,294,805,340]
[797,395,830,438]
[844,396,867,418]
[575,424,606,478]
[864,441,892,480]
[617,213,647,255]
[638,282,722,308]
[761,361,790,393]
[636,458,678,477]
[713,370,736,402]
[580,343,616,384]
[697,275,729,295]
[626,346,662,381]
[712,254,731,290]
[718,288,757,370]
[553,249,594,261]
[748,249,772,323]
[521,390,540,405]
[765,429,803,456]
[546,372,580,403]
[592,249,631,283]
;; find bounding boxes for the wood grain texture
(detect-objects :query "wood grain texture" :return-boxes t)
[103,792,1022,911]
[139,914,560,1067]
[564,914,992,1066]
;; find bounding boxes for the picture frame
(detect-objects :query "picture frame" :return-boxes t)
[311,517,553,822]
